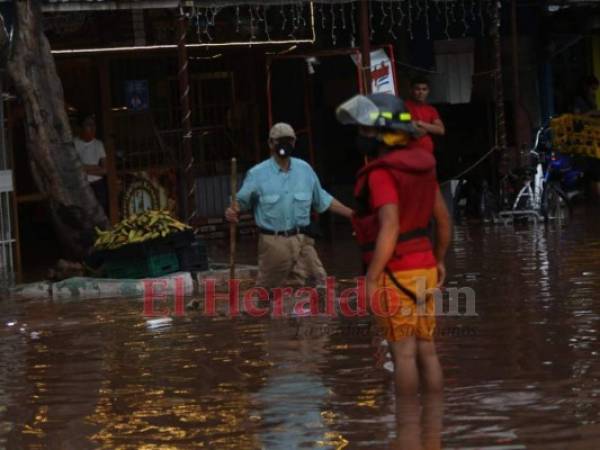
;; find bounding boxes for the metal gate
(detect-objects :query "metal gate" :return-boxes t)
[0,79,18,291]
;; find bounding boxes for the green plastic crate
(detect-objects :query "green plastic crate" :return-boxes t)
[103,252,180,279]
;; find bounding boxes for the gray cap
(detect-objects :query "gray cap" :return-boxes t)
[269,122,296,140]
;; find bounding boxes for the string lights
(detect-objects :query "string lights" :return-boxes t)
[281,3,287,32]
[388,2,397,41]
[408,0,414,40]
[319,3,326,30]
[461,0,469,36]
[424,0,431,40]
[444,0,450,39]
[195,5,202,42]
[369,1,375,40]
[350,1,357,47]
[479,0,486,36]
[184,1,495,49]
[249,4,255,40]
[415,0,423,21]
[330,2,337,45]
[397,0,405,30]
[380,1,388,27]
[263,5,271,40]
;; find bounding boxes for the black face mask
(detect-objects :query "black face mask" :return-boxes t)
[355,134,381,158]
[276,141,294,158]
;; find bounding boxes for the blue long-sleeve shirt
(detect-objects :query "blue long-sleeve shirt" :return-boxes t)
[236,157,333,231]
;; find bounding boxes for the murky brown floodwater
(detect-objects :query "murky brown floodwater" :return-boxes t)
[1,207,599,449]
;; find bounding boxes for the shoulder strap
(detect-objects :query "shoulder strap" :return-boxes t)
[384,268,417,303]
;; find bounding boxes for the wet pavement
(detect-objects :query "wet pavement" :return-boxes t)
[1,207,599,449]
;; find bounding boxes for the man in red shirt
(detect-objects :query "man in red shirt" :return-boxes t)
[336,93,451,397]
[405,76,445,153]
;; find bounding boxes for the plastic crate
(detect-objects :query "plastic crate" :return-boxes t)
[176,239,208,272]
[104,252,180,279]
[92,230,195,261]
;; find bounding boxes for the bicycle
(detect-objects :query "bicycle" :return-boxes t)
[498,126,571,225]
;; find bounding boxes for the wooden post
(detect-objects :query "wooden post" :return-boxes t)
[229,157,237,281]
[302,67,316,167]
[359,0,372,94]
[176,9,195,223]
[248,51,262,164]
[98,56,119,224]
[511,0,522,160]
[491,0,507,151]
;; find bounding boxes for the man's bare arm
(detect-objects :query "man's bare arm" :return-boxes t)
[417,118,445,136]
[432,189,451,286]
[328,198,354,219]
[83,158,107,176]
[365,203,400,283]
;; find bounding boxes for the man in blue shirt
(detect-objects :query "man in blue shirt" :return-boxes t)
[226,123,353,288]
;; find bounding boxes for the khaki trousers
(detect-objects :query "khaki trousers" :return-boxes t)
[256,233,327,289]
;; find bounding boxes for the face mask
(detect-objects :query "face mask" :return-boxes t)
[276,141,294,158]
[356,134,381,157]
[382,131,410,147]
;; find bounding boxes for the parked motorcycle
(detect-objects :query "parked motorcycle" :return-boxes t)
[546,152,585,200]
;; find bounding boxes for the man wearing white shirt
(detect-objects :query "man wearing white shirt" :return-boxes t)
[74,115,108,212]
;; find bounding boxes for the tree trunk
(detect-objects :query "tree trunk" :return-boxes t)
[1,1,109,259]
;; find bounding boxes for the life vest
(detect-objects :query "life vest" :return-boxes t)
[351,147,437,266]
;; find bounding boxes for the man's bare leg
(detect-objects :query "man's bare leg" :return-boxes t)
[417,339,443,393]
[390,336,419,396]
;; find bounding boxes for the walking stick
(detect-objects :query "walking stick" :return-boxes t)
[229,157,237,282]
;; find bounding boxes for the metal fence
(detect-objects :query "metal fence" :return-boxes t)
[0,78,17,291]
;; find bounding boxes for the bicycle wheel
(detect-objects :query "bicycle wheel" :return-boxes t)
[542,183,571,223]
[514,185,534,211]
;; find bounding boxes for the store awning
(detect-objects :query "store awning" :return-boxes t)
[20,1,368,13]
[19,0,600,13]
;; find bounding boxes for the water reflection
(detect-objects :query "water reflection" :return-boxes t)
[391,395,443,450]
[0,209,599,448]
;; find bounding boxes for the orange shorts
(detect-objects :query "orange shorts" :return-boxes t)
[374,267,438,342]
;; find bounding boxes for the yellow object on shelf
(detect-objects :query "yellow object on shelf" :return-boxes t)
[550,114,600,160]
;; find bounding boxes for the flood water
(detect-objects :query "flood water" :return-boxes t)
[1,208,599,449]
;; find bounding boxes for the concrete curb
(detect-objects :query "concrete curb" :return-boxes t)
[8,281,53,300]
[8,264,259,301]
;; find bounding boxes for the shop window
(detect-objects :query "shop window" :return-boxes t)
[429,38,474,105]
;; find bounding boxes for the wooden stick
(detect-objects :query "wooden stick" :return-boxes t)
[229,157,237,281]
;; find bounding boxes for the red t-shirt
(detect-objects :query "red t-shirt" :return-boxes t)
[368,169,437,271]
[405,99,440,153]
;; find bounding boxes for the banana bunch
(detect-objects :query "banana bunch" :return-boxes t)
[94,210,191,250]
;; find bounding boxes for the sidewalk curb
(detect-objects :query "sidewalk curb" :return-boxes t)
[7,264,259,301]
